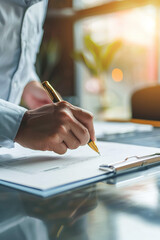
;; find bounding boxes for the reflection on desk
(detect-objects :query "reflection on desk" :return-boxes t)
[0,185,97,240]
[1,172,160,240]
[1,122,160,239]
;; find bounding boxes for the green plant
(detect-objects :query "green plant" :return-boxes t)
[73,35,122,77]
[73,35,122,113]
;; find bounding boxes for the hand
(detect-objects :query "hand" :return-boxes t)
[22,81,52,109]
[15,101,95,154]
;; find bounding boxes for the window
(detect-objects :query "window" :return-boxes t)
[74,4,159,119]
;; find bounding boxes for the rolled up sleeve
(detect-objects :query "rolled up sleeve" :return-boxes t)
[0,99,27,148]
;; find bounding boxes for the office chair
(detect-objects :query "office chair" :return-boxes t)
[131,85,160,121]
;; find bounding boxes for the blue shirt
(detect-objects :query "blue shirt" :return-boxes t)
[0,0,48,147]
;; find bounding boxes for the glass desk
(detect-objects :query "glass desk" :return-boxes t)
[1,127,160,240]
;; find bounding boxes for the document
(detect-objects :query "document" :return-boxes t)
[94,121,153,137]
[0,142,159,197]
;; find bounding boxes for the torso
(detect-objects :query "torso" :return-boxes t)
[0,0,47,104]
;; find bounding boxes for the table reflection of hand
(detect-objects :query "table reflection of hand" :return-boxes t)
[21,185,97,239]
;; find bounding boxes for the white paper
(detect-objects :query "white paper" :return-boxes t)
[0,142,159,191]
[94,121,153,138]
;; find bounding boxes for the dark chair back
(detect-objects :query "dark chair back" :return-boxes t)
[131,85,160,120]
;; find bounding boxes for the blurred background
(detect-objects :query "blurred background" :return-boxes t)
[36,0,160,121]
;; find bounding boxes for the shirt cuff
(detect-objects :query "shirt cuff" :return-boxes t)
[0,99,27,148]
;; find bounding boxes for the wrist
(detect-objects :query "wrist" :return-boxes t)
[14,110,29,144]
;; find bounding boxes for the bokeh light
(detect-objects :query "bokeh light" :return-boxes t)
[112,68,123,82]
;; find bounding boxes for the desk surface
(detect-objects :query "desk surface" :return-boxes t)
[1,126,160,240]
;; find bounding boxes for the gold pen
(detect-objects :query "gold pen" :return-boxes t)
[42,81,100,155]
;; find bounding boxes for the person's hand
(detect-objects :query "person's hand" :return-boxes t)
[15,102,95,154]
[22,81,52,109]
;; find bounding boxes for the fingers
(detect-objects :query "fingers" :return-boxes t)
[52,101,95,148]
[72,106,96,141]
[51,121,89,150]
[52,142,68,155]
[55,101,95,142]
[39,134,68,154]
[41,130,81,153]
[55,102,91,146]
[63,131,81,149]
[69,119,90,146]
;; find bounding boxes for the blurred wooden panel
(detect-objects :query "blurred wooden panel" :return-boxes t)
[48,0,73,9]
[41,0,74,97]
[43,19,74,96]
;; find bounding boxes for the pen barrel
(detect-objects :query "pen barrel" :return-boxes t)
[42,81,62,102]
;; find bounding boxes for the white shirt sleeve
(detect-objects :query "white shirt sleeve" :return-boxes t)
[0,99,27,148]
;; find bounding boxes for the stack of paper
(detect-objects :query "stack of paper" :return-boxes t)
[94,121,153,138]
[0,141,159,197]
